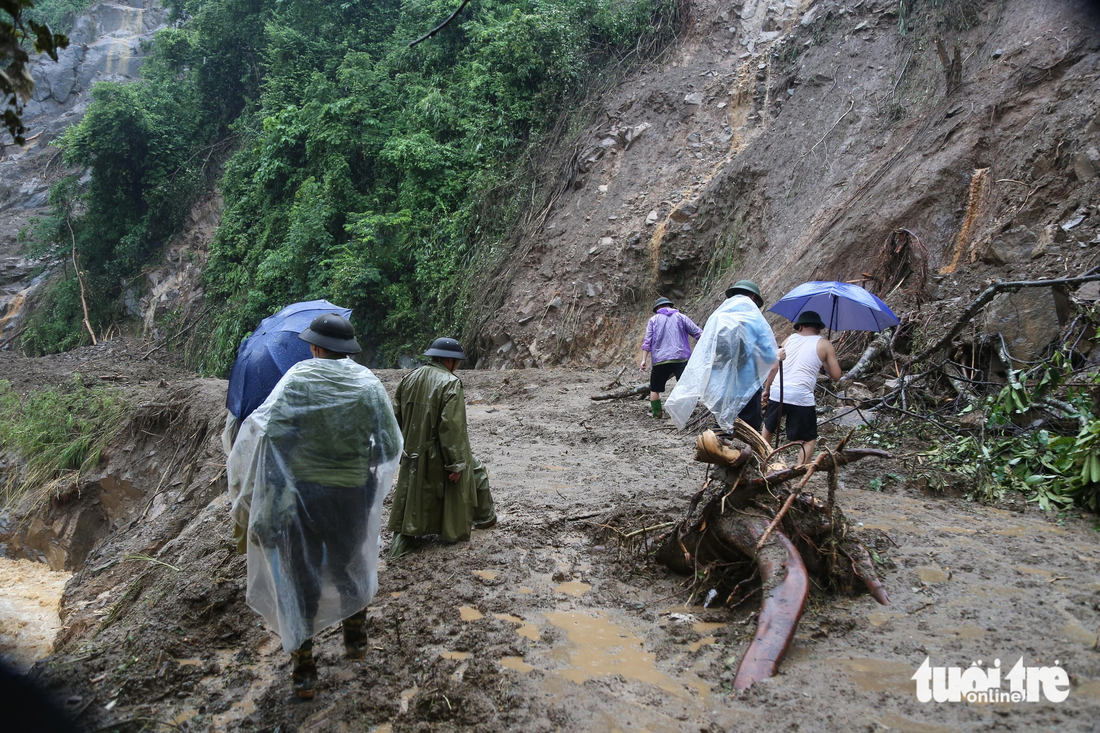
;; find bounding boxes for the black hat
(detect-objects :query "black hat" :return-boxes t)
[794,310,826,329]
[725,279,763,306]
[424,337,466,360]
[299,313,362,354]
[653,297,675,313]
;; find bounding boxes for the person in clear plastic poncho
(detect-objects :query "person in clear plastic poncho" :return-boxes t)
[227,314,401,700]
[665,290,780,431]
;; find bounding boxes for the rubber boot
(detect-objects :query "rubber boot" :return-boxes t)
[471,459,497,529]
[342,610,368,660]
[650,399,662,418]
[291,639,317,700]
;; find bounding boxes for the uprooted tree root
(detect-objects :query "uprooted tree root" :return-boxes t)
[651,421,891,691]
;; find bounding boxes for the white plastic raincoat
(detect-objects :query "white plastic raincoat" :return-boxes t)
[665,296,779,430]
[228,358,402,652]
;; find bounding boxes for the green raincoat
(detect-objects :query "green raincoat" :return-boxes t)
[387,361,494,543]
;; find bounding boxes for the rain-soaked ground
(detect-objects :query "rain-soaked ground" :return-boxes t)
[5,367,1100,731]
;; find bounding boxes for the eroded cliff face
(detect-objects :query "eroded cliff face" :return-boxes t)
[0,1,168,344]
[475,0,1100,369]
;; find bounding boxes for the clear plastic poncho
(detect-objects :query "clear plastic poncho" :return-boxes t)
[227,358,402,652]
[665,296,779,430]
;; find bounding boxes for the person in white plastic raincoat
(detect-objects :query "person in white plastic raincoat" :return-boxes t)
[227,314,401,700]
[665,291,779,431]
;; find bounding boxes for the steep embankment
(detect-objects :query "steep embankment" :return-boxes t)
[476,0,1100,368]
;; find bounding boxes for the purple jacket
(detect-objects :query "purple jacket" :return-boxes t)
[642,308,703,364]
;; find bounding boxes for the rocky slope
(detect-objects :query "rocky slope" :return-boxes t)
[0,1,168,343]
[475,0,1100,370]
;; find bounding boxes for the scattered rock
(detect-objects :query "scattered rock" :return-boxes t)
[684,92,704,105]
[1073,147,1099,181]
[646,211,659,225]
[669,202,697,222]
[984,287,1070,365]
[1031,224,1066,258]
[992,48,1004,59]
[1062,214,1087,231]
[1074,282,1100,302]
[547,296,562,309]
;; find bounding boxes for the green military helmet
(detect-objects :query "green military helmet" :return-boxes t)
[424,337,466,360]
[793,310,826,329]
[725,279,764,307]
[298,313,362,354]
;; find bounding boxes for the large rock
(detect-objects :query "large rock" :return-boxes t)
[983,287,1070,366]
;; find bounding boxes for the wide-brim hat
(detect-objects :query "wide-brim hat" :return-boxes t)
[725,279,763,305]
[653,296,675,313]
[299,313,362,354]
[424,337,466,360]
[794,310,826,329]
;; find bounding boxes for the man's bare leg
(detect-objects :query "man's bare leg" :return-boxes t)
[799,439,816,466]
[761,426,774,446]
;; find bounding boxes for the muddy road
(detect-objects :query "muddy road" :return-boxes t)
[2,352,1098,731]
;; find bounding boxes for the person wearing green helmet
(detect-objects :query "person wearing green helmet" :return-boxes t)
[723,280,772,431]
[387,337,497,558]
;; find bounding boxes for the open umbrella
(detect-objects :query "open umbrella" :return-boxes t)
[768,281,899,332]
[226,299,353,420]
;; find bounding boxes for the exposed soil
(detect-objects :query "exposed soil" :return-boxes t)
[477,0,1100,370]
[0,347,1097,732]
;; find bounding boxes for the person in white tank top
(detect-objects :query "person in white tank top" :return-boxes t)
[761,310,842,465]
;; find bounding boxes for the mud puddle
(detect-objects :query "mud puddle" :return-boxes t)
[0,556,71,672]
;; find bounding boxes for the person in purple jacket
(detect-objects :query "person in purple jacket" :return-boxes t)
[639,297,703,418]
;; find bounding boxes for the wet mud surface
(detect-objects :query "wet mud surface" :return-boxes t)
[5,359,1096,732]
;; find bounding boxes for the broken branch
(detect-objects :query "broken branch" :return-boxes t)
[590,383,648,401]
[906,269,1100,366]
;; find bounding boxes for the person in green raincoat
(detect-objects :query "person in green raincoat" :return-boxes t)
[387,337,496,558]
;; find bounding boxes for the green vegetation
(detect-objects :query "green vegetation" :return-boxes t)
[24,0,93,33]
[924,350,1100,512]
[25,0,680,368]
[0,376,129,507]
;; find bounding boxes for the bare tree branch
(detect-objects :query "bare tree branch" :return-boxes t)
[407,0,473,48]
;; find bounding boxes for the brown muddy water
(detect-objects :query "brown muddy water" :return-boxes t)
[0,556,70,672]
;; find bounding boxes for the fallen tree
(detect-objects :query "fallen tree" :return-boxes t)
[652,421,890,691]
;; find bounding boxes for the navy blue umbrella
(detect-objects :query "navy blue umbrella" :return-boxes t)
[768,281,899,332]
[226,299,353,420]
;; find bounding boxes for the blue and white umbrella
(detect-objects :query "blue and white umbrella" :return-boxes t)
[768,281,899,332]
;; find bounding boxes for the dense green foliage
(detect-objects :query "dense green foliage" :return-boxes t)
[0,376,128,507]
[925,349,1100,512]
[24,0,93,33]
[30,0,678,367]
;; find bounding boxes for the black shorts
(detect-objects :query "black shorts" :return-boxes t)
[737,388,763,431]
[649,360,687,393]
[764,401,818,442]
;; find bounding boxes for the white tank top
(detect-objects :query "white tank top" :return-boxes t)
[768,333,822,407]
